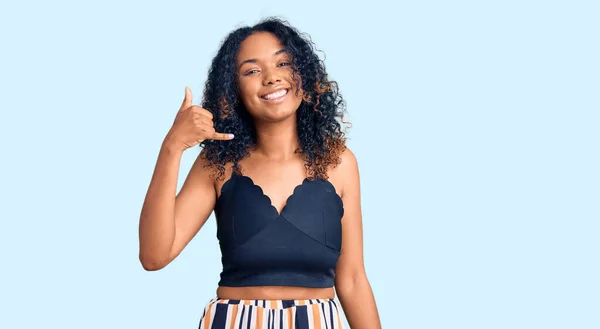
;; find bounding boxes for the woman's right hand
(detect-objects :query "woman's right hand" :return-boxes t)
[164,87,234,152]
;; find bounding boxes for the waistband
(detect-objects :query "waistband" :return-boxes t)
[206,297,340,310]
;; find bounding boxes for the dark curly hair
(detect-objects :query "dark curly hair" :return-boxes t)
[198,17,351,182]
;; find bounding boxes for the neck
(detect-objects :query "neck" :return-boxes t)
[253,117,301,161]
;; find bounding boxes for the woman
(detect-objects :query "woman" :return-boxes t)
[139,17,381,329]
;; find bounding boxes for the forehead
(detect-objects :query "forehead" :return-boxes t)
[236,32,286,63]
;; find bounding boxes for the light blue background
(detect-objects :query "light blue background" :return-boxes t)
[1,0,598,328]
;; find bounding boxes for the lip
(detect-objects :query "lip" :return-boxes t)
[260,88,290,102]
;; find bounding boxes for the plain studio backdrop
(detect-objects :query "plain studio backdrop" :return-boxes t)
[0,0,598,328]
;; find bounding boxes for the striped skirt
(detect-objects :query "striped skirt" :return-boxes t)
[198,297,344,329]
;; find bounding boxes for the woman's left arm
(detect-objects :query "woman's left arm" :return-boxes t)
[334,148,382,329]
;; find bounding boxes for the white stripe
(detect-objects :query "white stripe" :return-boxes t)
[334,300,343,329]
[223,304,232,329]
[319,302,327,329]
[241,305,249,329]
[331,301,338,329]
[307,303,314,327]
[210,302,219,328]
[265,309,270,329]
[281,309,293,329]
[322,302,331,329]
[248,305,254,329]
[264,307,269,329]
[232,304,243,329]
[252,305,259,329]
[291,305,296,328]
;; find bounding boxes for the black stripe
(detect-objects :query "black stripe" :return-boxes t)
[322,302,329,329]
[246,305,253,329]
[279,309,283,328]
[295,306,308,329]
[238,306,246,329]
[282,300,295,309]
[272,309,275,328]
[211,303,228,329]
[331,301,340,328]
[328,300,335,329]
[267,308,271,329]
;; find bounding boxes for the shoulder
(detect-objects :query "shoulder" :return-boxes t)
[338,146,357,169]
[332,146,360,198]
[336,146,359,175]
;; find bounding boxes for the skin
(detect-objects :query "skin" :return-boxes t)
[139,31,381,328]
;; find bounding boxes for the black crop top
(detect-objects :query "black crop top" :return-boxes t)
[214,171,344,288]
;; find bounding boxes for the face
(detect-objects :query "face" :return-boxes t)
[235,31,303,122]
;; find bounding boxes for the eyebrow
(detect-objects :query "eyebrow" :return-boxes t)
[237,48,287,69]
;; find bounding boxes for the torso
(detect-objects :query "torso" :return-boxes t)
[212,151,344,300]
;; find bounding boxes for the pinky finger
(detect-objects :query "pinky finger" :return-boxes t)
[212,133,235,140]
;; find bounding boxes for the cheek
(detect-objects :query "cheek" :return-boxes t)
[238,80,258,104]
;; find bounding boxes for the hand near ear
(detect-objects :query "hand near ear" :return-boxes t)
[165,87,234,152]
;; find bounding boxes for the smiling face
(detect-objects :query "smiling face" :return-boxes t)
[235,31,303,122]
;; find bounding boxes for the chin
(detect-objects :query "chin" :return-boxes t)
[251,97,302,121]
[259,106,298,122]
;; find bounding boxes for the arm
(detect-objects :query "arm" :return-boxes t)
[334,148,382,328]
[138,143,216,270]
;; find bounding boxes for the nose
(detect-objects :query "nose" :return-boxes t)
[262,67,282,86]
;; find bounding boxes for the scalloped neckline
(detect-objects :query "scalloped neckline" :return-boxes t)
[233,171,311,218]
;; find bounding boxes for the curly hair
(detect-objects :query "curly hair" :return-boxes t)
[198,17,351,182]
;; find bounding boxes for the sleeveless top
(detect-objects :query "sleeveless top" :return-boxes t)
[214,170,344,288]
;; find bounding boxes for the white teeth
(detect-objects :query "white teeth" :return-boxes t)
[262,89,287,100]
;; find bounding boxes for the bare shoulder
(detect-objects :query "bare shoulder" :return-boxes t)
[337,146,358,171]
[330,146,360,199]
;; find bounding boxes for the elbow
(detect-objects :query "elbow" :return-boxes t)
[141,261,165,271]
[139,253,169,271]
[335,269,368,297]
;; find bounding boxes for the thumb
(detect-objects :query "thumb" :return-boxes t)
[179,86,193,112]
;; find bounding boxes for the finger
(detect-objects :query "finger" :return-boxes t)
[196,120,215,131]
[192,106,213,120]
[179,86,193,112]
[196,118,214,129]
[211,132,235,140]
[199,108,214,120]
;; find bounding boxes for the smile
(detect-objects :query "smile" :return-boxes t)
[260,88,289,103]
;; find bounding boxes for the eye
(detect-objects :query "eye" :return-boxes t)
[278,62,292,67]
[243,69,259,76]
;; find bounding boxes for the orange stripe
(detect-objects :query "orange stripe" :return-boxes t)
[256,306,263,328]
[228,304,238,329]
[312,303,322,329]
[270,300,277,309]
[288,307,293,329]
[202,302,213,329]
[336,304,343,329]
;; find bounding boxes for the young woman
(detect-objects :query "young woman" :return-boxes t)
[139,17,381,329]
